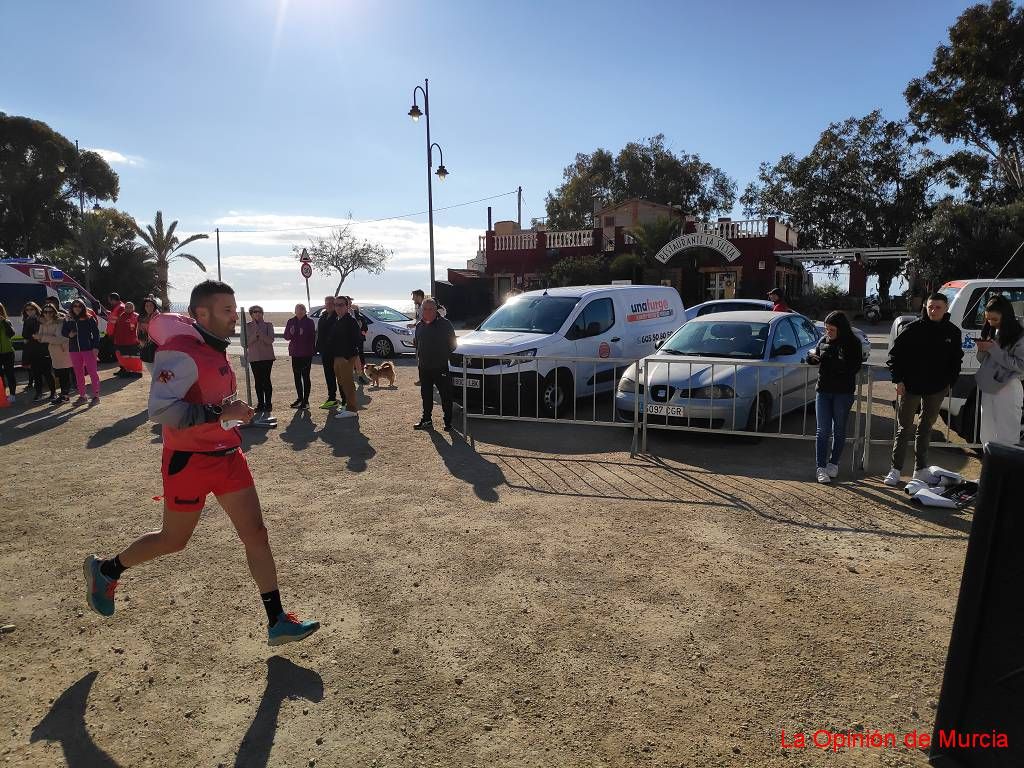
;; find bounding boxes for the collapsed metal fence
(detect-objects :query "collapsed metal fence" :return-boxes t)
[454,354,987,472]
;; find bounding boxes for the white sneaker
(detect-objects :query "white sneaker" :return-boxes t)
[825,463,839,478]
[816,468,831,484]
[883,468,901,486]
[334,410,358,419]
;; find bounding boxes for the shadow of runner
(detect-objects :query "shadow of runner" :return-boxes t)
[234,656,324,768]
[279,408,316,451]
[30,671,120,768]
[317,418,376,471]
[86,409,149,448]
[427,428,504,502]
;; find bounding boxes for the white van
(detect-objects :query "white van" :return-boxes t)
[450,285,685,415]
[888,278,1024,440]
[0,259,105,363]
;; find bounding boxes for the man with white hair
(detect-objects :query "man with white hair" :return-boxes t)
[413,298,457,431]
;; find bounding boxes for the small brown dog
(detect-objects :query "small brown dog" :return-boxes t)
[364,361,397,388]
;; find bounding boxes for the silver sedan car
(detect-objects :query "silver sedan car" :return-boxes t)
[615,311,823,431]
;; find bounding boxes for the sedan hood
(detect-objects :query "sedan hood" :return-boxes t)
[638,355,756,387]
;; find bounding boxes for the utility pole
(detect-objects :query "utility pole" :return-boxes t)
[75,140,91,293]
[216,228,221,281]
[517,186,522,229]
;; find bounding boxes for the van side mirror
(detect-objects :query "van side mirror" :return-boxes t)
[565,324,580,341]
[655,339,664,349]
[773,344,797,357]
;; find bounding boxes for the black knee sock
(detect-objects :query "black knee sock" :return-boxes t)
[100,555,126,581]
[261,589,283,625]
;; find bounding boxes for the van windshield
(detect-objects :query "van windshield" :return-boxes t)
[938,285,961,306]
[479,296,579,334]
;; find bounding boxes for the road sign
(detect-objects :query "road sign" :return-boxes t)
[300,262,313,279]
[299,248,312,264]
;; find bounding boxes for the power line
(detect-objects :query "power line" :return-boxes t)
[216,189,519,233]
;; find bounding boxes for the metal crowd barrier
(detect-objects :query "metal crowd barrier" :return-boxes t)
[454,355,989,471]
[859,369,983,470]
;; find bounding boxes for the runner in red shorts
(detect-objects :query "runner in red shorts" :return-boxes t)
[84,280,319,646]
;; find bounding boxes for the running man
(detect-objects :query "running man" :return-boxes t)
[83,280,320,646]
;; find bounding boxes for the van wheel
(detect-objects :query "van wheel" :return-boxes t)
[372,336,394,358]
[540,369,573,418]
[745,393,772,433]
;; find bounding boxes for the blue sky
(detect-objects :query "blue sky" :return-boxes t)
[2,0,973,308]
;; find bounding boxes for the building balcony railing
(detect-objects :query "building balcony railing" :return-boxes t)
[493,232,538,251]
[696,219,769,238]
[544,229,593,249]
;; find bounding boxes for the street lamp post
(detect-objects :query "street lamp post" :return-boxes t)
[408,78,449,298]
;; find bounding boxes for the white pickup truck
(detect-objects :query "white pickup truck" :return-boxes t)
[888,279,1024,441]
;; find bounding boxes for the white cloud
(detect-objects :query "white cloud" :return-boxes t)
[88,148,144,167]
[166,212,484,306]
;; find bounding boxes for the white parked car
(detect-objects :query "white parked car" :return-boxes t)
[616,310,824,431]
[309,304,415,358]
[685,299,871,361]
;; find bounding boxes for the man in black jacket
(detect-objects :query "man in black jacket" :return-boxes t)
[330,295,363,419]
[316,296,339,409]
[413,299,457,431]
[884,292,963,485]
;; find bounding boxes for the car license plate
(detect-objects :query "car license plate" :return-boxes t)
[646,404,685,417]
[453,377,480,389]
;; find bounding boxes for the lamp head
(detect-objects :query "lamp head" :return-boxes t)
[436,164,449,181]
[408,104,423,122]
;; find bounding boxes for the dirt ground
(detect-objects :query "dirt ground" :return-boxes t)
[0,354,980,767]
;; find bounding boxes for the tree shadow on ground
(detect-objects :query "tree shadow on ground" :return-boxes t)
[279,408,316,451]
[427,427,504,502]
[318,417,376,471]
[233,656,324,768]
[86,409,149,448]
[30,671,120,768]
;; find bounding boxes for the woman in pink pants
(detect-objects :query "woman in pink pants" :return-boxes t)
[62,298,102,404]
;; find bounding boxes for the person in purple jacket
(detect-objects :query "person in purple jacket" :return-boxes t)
[283,303,316,409]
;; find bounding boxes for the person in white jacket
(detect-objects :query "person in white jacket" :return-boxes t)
[975,295,1024,445]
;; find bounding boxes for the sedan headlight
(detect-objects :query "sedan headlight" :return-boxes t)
[394,327,413,336]
[504,348,537,366]
[689,384,735,399]
[617,364,638,393]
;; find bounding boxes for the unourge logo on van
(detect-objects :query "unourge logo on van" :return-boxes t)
[627,298,673,322]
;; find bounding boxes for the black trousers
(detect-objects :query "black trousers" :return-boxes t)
[0,352,16,396]
[419,367,453,425]
[55,367,72,396]
[291,356,312,402]
[321,355,337,401]
[250,360,274,408]
[30,356,56,396]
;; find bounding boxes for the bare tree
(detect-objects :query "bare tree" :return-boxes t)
[294,225,391,296]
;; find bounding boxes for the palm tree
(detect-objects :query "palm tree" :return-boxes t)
[630,216,682,282]
[135,211,208,308]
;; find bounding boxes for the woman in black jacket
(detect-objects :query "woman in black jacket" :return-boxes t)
[22,301,57,403]
[807,311,863,483]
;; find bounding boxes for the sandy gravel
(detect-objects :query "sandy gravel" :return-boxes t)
[0,354,979,767]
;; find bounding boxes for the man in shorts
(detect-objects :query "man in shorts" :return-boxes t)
[83,280,320,646]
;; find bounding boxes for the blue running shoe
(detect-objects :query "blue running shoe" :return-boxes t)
[268,612,320,646]
[84,555,117,617]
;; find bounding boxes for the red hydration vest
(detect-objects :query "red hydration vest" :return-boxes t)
[154,333,241,452]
